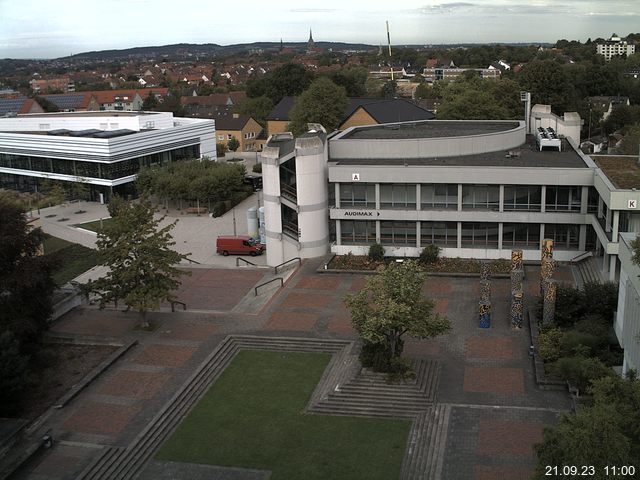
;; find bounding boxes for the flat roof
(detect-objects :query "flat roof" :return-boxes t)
[331,136,588,169]
[340,120,521,140]
[18,111,156,118]
[592,155,640,189]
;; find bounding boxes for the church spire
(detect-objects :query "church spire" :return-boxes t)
[308,28,314,44]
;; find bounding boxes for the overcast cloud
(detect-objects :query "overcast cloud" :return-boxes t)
[0,0,638,58]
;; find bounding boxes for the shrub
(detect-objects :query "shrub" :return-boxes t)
[574,314,609,338]
[252,163,262,173]
[368,243,385,262]
[537,327,563,362]
[560,330,606,357]
[581,281,618,321]
[387,356,416,383]
[419,244,440,264]
[212,201,226,218]
[0,331,30,416]
[550,356,614,393]
[107,195,126,218]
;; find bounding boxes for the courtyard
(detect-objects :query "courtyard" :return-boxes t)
[11,258,572,480]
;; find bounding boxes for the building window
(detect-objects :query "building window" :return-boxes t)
[545,186,582,212]
[462,185,500,210]
[341,220,376,245]
[380,221,416,245]
[421,184,457,209]
[545,224,579,249]
[227,134,232,140]
[461,223,499,247]
[218,135,224,140]
[421,221,457,247]
[502,223,540,247]
[503,185,542,211]
[380,184,416,209]
[587,187,599,214]
[340,183,375,208]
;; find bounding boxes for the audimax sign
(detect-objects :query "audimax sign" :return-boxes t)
[343,211,380,217]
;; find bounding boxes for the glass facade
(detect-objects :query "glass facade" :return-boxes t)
[545,186,582,212]
[340,220,376,245]
[380,221,416,245]
[462,185,500,211]
[420,184,458,210]
[380,184,417,209]
[420,221,457,247]
[461,223,500,247]
[502,223,541,247]
[545,223,579,249]
[340,183,375,208]
[0,145,199,181]
[503,185,542,211]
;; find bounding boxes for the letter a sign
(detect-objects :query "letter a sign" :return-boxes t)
[352,173,360,181]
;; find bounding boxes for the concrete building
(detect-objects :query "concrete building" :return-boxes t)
[596,34,636,61]
[614,233,640,375]
[0,111,215,201]
[260,106,640,279]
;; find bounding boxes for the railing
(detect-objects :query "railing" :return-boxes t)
[570,251,593,264]
[170,300,187,312]
[183,256,202,265]
[254,277,283,296]
[236,257,258,267]
[274,257,301,275]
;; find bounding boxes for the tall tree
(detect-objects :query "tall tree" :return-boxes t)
[237,95,274,127]
[88,198,189,327]
[0,195,55,345]
[288,77,348,135]
[227,136,240,152]
[344,261,451,365]
[246,63,315,104]
[517,59,576,113]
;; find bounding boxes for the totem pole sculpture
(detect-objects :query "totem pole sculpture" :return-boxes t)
[510,249,524,329]
[479,261,491,328]
[543,279,557,325]
[540,238,554,296]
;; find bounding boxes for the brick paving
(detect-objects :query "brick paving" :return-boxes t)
[62,402,141,436]
[476,420,544,457]
[98,370,171,399]
[132,344,197,368]
[14,260,576,480]
[264,311,319,331]
[463,367,525,394]
[466,336,521,359]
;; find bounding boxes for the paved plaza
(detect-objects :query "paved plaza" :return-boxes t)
[12,253,573,479]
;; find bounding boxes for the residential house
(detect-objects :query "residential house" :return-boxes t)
[588,96,630,121]
[0,97,44,116]
[266,97,435,136]
[39,92,100,112]
[216,113,263,152]
[29,76,75,93]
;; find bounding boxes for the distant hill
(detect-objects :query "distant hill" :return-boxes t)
[63,42,377,61]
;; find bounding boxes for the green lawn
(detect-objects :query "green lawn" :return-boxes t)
[74,218,114,232]
[42,236,98,285]
[157,350,411,480]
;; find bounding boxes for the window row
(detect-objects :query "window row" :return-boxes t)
[337,183,598,213]
[0,146,199,180]
[340,220,587,250]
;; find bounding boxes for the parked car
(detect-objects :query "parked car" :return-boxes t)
[216,235,264,256]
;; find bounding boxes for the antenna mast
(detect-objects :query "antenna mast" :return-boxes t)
[386,21,394,81]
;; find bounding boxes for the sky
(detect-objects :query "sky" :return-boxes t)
[0,0,639,59]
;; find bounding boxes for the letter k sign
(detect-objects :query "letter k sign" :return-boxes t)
[629,199,638,209]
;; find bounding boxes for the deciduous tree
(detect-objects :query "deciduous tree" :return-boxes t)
[88,198,190,328]
[288,77,348,134]
[344,261,451,366]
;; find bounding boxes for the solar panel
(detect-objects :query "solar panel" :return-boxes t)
[0,98,27,116]
[69,129,102,137]
[43,94,85,110]
[48,129,72,136]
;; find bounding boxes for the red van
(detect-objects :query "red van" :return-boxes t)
[216,235,265,256]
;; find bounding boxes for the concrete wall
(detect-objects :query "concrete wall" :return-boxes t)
[530,105,581,145]
[616,233,640,375]
[330,121,526,159]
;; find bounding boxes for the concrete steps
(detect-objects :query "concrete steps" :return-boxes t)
[308,359,440,419]
[75,335,351,480]
[400,404,452,480]
[577,256,603,285]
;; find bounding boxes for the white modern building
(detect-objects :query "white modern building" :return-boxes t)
[0,111,215,201]
[614,233,640,375]
[260,106,640,281]
[596,34,636,61]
